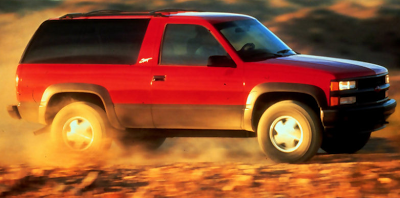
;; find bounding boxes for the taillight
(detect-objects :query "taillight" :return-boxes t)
[15,74,20,101]
[16,75,19,87]
[15,65,21,101]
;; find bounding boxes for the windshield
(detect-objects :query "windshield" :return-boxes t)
[214,19,296,62]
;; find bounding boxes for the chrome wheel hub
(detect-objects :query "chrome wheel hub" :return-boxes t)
[269,116,303,153]
[62,116,94,151]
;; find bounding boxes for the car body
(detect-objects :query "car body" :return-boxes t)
[7,9,396,163]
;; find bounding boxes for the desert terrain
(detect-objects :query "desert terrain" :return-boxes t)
[1,0,400,197]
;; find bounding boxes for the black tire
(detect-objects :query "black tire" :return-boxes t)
[257,100,322,163]
[321,132,371,154]
[51,102,112,153]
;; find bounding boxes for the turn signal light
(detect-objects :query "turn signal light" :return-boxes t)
[330,97,339,106]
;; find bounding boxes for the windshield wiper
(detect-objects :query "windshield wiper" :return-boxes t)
[242,52,283,62]
[276,49,292,54]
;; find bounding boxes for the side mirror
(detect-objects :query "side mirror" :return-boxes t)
[207,55,236,68]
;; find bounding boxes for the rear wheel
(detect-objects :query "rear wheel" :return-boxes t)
[257,100,322,163]
[321,132,371,154]
[51,102,112,153]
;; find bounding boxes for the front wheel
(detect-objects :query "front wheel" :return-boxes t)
[257,100,322,163]
[51,102,112,153]
[321,132,371,154]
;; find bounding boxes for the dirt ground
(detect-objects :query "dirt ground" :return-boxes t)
[1,142,400,197]
[0,135,399,197]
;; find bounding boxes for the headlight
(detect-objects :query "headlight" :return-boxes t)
[331,81,356,91]
[339,81,356,90]
[330,96,357,106]
[386,74,389,84]
[340,96,356,105]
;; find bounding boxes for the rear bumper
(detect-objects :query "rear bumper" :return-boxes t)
[321,99,396,133]
[7,103,39,122]
[7,105,21,119]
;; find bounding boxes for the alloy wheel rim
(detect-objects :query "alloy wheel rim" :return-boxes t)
[269,116,304,153]
[62,116,94,151]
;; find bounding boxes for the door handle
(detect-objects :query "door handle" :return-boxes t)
[153,75,166,81]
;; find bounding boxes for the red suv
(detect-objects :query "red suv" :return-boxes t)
[7,9,396,163]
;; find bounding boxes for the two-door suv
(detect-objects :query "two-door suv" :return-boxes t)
[7,9,396,163]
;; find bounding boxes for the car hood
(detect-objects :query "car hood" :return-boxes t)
[258,54,387,79]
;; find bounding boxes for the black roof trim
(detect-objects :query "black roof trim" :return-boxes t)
[59,9,202,19]
[149,8,201,14]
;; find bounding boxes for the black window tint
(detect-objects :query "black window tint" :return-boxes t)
[161,24,226,66]
[215,19,295,62]
[22,19,150,64]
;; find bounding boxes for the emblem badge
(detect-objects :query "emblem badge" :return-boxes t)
[139,57,153,64]
[374,86,381,93]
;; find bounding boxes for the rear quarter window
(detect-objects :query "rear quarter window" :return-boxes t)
[21,19,150,64]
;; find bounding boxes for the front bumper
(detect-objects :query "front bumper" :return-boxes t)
[7,105,21,119]
[321,99,396,133]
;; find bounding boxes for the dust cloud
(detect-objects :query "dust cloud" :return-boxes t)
[0,128,267,167]
[113,137,267,165]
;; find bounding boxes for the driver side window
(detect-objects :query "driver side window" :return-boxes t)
[160,24,226,66]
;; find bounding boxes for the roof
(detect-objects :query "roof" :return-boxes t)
[57,9,253,22]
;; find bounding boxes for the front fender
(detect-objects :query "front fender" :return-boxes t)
[243,83,327,131]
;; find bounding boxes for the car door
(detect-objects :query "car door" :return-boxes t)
[151,22,245,129]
